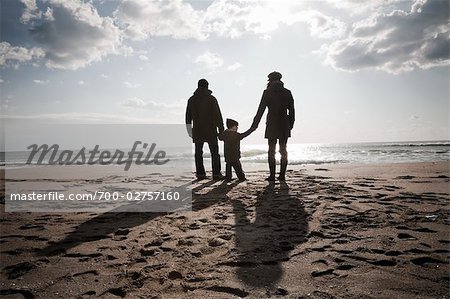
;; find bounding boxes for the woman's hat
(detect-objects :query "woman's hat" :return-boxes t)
[268,71,282,81]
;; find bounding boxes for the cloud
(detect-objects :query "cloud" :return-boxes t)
[120,97,184,110]
[0,41,45,67]
[78,80,85,85]
[121,97,147,108]
[8,0,346,70]
[20,0,41,23]
[114,0,206,40]
[118,98,185,123]
[293,10,347,39]
[325,0,398,14]
[33,79,49,84]
[12,0,446,76]
[319,0,450,74]
[234,79,245,87]
[123,81,141,88]
[26,0,125,70]
[113,0,345,40]
[1,112,152,123]
[204,1,345,39]
[194,51,224,72]
[227,62,242,71]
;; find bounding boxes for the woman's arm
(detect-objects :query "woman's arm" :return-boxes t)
[251,91,267,130]
[239,127,255,140]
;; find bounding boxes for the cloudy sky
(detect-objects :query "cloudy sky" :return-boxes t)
[1,0,449,144]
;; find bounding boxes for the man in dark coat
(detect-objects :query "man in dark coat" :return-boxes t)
[251,71,295,181]
[186,79,224,180]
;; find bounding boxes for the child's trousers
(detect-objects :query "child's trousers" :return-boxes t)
[225,161,245,180]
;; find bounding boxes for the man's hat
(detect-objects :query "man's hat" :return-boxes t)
[198,78,209,88]
[226,118,239,128]
[267,71,282,81]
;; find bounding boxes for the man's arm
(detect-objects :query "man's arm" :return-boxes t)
[288,91,295,130]
[213,97,225,134]
[185,99,193,138]
[251,91,267,130]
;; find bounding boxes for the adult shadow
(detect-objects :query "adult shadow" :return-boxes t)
[38,179,224,256]
[231,181,308,289]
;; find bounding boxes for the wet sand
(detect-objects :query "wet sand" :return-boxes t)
[1,161,449,298]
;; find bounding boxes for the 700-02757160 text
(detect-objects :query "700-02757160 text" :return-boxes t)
[9,191,183,201]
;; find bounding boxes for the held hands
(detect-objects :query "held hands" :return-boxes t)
[217,131,224,140]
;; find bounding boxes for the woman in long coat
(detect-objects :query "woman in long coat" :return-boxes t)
[251,72,295,181]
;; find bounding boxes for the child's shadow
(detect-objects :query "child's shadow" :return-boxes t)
[231,181,308,289]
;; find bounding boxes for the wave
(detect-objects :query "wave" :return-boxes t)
[374,141,450,147]
[240,149,266,157]
[242,159,347,165]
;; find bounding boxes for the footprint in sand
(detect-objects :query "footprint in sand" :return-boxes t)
[311,268,335,277]
[411,256,448,266]
[78,290,96,298]
[0,289,35,299]
[140,248,158,257]
[114,228,130,236]
[99,287,127,298]
[72,270,99,277]
[208,238,226,247]
[397,232,417,240]
[396,175,416,179]
[3,261,37,279]
[335,264,355,270]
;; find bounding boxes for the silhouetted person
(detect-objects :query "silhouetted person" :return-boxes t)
[186,79,224,180]
[219,118,254,182]
[251,72,295,181]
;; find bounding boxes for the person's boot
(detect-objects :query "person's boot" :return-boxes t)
[266,158,276,181]
[278,159,287,181]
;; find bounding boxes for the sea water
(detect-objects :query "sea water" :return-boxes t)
[1,141,449,168]
[240,141,450,165]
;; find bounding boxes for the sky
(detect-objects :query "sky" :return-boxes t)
[1,0,449,144]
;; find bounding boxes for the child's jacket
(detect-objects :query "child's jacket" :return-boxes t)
[219,128,253,163]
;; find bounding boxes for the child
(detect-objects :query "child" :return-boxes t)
[219,118,254,181]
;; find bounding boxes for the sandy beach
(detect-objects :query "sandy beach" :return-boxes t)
[1,161,449,298]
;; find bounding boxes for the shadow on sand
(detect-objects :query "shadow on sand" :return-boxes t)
[231,181,308,289]
[38,179,239,256]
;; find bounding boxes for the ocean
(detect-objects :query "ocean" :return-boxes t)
[240,141,450,165]
[1,141,449,168]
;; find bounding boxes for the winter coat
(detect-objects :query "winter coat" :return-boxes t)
[185,87,224,142]
[219,128,253,163]
[252,81,295,139]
